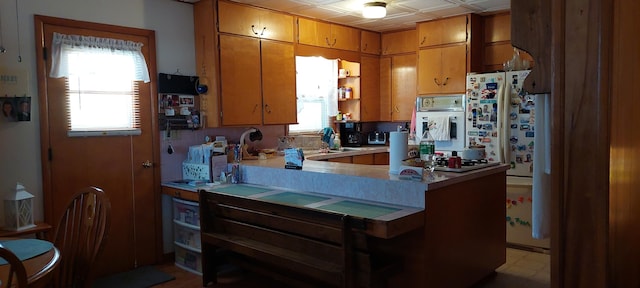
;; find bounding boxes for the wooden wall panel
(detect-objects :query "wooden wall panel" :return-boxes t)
[610,0,640,287]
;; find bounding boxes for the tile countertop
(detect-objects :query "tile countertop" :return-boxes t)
[236,154,509,209]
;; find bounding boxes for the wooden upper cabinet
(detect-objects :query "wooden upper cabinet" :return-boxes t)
[391,54,417,121]
[218,0,294,42]
[298,18,359,51]
[361,30,381,55]
[261,40,297,125]
[298,17,331,47]
[484,13,510,43]
[331,24,359,51]
[219,34,263,126]
[381,29,417,55]
[418,45,467,94]
[417,15,467,48]
[360,55,381,122]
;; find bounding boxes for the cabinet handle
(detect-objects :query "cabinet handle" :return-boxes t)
[442,77,449,86]
[142,160,153,168]
[251,25,267,36]
[394,105,400,112]
[331,38,337,47]
[252,104,259,113]
[434,78,441,86]
[363,43,368,51]
[420,36,426,45]
[325,37,331,47]
[264,104,272,114]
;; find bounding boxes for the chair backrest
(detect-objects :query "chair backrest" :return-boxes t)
[51,186,111,288]
[0,244,28,287]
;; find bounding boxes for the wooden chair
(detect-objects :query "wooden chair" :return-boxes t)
[0,243,28,287]
[51,186,111,288]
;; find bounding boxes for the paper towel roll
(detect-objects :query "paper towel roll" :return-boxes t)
[389,131,408,175]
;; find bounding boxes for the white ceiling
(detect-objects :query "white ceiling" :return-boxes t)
[228,0,510,32]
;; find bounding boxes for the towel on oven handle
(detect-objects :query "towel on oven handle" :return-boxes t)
[428,115,450,141]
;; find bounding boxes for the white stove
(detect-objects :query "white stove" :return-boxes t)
[432,157,499,173]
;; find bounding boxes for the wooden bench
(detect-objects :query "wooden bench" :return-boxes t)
[199,190,400,288]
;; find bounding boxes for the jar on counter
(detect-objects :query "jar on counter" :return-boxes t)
[336,111,343,121]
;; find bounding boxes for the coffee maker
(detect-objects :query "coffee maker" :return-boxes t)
[338,122,363,147]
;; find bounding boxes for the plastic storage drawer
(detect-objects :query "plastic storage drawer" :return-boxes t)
[173,198,200,226]
[174,221,201,251]
[174,245,202,275]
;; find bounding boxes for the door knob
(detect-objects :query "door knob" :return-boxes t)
[142,160,153,168]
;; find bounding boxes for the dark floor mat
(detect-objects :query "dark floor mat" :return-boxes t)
[93,266,176,288]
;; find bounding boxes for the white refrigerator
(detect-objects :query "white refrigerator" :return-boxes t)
[465,70,550,249]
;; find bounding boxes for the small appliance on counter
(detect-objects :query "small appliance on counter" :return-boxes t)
[338,122,363,147]
[368,131,387,145]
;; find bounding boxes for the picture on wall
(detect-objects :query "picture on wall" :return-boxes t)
[1,68,31,123]
[1,97,31,122]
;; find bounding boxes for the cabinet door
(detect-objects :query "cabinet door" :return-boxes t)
[391,54,417,122]
[417,48,443,95]
[374,152,389,165]
[218,1,293,42]
[331,24,359,51]
[361,30,381,54]
[360,55,380,122]
[440,45,467,93]
[418,15,467,48]
[261,40,297,124]
[379,57,392,121]
[352,154,374,165]
[218,1,261,38]
[484,13,511,43]
[298,18,331,47]
[381,29,417,55]
[439,15,467,45]
[259,10,294,42]
[219,34,262,126]
[328,156,352,163]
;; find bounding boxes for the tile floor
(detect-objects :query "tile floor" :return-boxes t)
[473,247,550,288]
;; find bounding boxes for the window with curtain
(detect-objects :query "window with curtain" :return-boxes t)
[49,32,150,137]
[290,56,338,133]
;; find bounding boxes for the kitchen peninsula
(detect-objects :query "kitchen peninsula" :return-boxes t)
[164,151,508,287]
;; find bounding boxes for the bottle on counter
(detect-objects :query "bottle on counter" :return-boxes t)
[419,130,435,173]
[333,134,341,150]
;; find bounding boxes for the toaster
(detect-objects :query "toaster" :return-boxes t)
[368,131,387,145]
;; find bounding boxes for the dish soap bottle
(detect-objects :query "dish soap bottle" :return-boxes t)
[419,130,435,172]
[333,133,341,150]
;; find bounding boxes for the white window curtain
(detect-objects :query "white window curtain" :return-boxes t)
[49,32,150,83]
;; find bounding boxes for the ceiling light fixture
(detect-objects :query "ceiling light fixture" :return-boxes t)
[362,2,387,19]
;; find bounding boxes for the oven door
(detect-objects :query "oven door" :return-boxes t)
[416,111,466,153]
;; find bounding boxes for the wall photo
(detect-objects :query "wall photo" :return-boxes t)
[1,68,31,122]
[1,97,31,122]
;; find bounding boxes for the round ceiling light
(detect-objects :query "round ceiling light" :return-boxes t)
[362,2,387,19]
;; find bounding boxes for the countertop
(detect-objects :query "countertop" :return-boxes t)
[239,154,509,209]
[163,147,509,209]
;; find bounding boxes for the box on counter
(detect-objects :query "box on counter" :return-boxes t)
[398,165,423,181]
[284,148,304,170]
